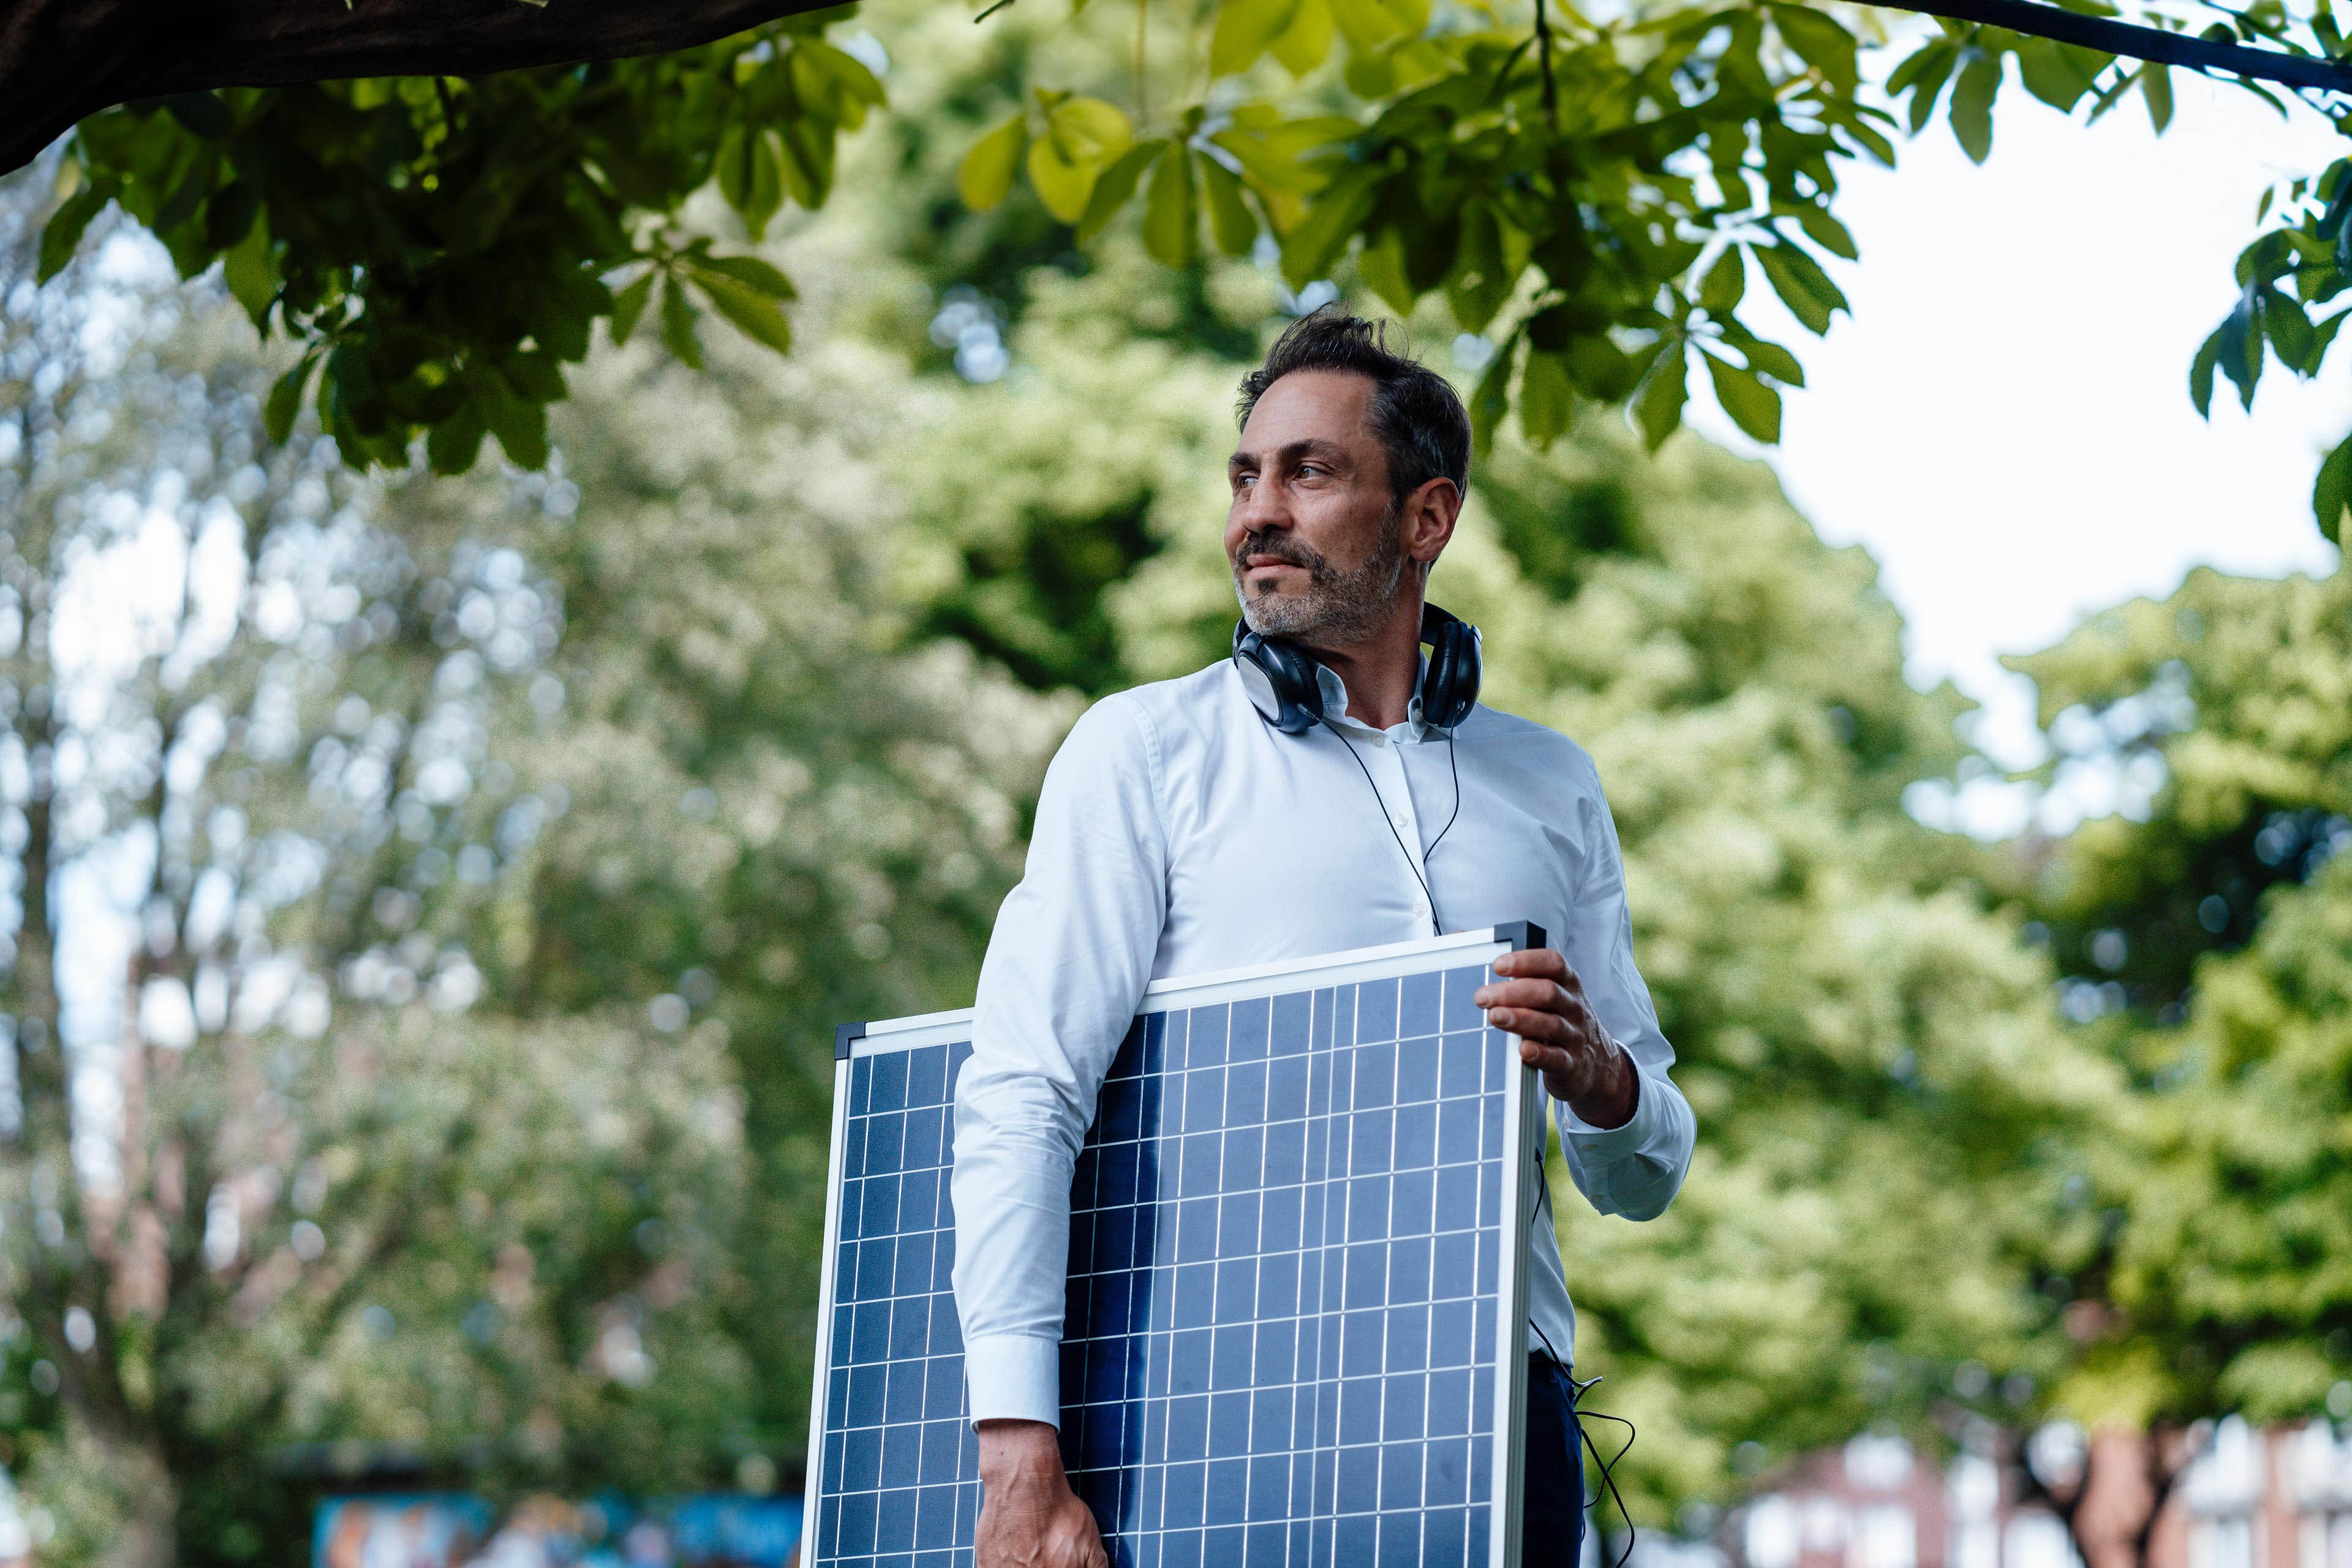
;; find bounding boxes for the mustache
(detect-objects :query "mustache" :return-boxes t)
[1232,533,1332,579]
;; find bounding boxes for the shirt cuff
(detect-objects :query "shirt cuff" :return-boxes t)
[1558,1063,1657,1163]
[962,1333,1061,1428]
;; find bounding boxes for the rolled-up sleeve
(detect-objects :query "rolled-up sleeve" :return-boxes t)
[1555,766,1694,1221]
[951,695,1167,1427]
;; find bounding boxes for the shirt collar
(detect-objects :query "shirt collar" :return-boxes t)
[1314,655,1437,744]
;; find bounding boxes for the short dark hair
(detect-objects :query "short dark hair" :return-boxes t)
[1235,306,1471,507]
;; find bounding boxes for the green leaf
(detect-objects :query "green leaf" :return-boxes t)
[1444,203,1514,335]
[1329,0,1411,54]
[264,352,317,445]
[203,179,262,252]
[696,275,794,353]
[2260,286,2316,373]
[426,391,489,476]
[1141,148,1199,267]
[1356,228,1417,315]
[221,207,276,328]
[1200,156,1260,257]
[1752,241,1848,335]
[1890,42,1959,132]
[161,92,233,139]
[1885,38,1953,94]
[957,115,1028,211]
[2218,283,2261,409]
[1949,50,2002,164]
[480,371,551,470]
[2142,62,2174,133]
[609,271,657,345]
[1028,97,1134,224]
[1468,334,1515,456]
[1697,246,1746,314]
[1768,4,1859,93]
[1632,340,1690,451]
[1795,206,1858,262]
[2189,326,2222,417]
[660,275,706,371]
[1279,164,1382,290]
[1719,323,1805,386]
[1519,349,1575,448]
[2016,37,2106,109]
[38,183,110,284]
[1212,0,1305,75]
[1268,0,1338,75]
[2313,306,2352,361]
[744,133,785,239]
[1076,140,1167,244]
[716,126,755,218]
[693,253,797,299]
[1703,346,1784,443]
[2313,429,2352,544]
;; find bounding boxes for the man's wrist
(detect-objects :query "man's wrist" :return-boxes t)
[1569,1033,1639,1130]
[977,1419,1065,1486]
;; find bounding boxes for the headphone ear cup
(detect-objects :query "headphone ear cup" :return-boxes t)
[1418,606,1482,729]
[1422,620,1459,726]
[1232,622,1325,734]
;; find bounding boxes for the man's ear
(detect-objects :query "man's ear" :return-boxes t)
[1403,476,1463,565]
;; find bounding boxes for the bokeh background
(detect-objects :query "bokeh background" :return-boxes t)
[1,1,2349,1564]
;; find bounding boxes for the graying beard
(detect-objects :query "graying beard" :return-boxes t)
[1235,527,1408,646]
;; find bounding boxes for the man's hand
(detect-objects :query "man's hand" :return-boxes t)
[1474,948,1639,1129]
[975,1420,1107,1568]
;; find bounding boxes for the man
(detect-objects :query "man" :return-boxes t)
[951,307,1696,1566]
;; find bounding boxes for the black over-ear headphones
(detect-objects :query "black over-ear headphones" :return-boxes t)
[1231,603,1483,734]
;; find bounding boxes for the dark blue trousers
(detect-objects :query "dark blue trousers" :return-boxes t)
[1525,1353,1588,1568]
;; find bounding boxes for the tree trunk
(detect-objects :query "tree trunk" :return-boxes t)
[97,1426,179,1568]
[2,0,843,178]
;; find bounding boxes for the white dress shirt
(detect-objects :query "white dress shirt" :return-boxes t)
[950,656,1695,1426]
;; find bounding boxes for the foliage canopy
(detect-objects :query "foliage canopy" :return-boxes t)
[35,0,2352,537]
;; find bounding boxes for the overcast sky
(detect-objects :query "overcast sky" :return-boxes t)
[1678,68,2347,830]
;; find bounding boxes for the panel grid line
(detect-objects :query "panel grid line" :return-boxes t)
[810,951,1524,1568]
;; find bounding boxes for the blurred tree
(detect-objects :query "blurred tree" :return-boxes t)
[2002,568,2352,1031]
[0,171,761,1568]
[373,300,1071,1461]
[1978,567,2352,1568]
[37,0,2352,535]
[0,143,1077,1559]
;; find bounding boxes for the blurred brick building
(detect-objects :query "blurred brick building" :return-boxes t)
[1725,1420,2352,1568]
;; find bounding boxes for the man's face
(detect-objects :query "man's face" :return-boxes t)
[1226,369,1405,647]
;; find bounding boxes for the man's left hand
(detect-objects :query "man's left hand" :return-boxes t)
[1474,948,1638,1129]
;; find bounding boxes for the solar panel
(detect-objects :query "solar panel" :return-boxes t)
[804,923,1547,1568]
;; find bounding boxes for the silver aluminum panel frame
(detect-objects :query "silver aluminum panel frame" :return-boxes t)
[812,922,1545,1565]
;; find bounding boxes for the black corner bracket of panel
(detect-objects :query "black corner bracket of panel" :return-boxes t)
[1494,920,1548,954]
[834,1022,867,1061]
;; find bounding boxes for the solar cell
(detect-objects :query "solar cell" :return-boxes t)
[807,924,1546,1568]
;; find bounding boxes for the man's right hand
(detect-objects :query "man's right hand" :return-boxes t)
[975,1419,1107,1568]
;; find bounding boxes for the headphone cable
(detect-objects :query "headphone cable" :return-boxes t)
[1428,725,1463,861]
[1318,715,1461,938]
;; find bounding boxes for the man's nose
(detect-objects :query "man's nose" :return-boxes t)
[1234,480,1291,534]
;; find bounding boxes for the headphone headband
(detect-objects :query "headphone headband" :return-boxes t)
[1231,603,1482,734]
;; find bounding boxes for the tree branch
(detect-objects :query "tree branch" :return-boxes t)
[1884,0,2352,96]
[1,0,846,178]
